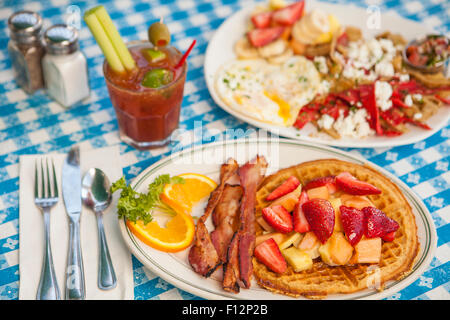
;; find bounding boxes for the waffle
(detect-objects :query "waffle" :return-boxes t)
[253,159,419,299]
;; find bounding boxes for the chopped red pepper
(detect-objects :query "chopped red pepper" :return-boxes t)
[406,119,432,130]
[360,83,383,135]
[435,94,450,105]
[392,97,411,109]
[380,109,407,126]
[294,109,319,129]
[336,89,360,106]
[383,129,403,137]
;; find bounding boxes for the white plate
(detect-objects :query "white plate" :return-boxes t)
[118,138,436,300]
[204,0,450,148]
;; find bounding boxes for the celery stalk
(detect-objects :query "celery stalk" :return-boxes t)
[84,9,125,73]
[93,6,136,71]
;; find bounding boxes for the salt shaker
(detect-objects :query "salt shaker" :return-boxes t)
[42,24,90,107]
[7,11,45,94]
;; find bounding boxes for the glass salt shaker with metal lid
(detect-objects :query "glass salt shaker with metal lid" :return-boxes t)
[42,24,90,107]
[7,10,45,94]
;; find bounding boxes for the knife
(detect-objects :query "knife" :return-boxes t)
[62,145,86,300]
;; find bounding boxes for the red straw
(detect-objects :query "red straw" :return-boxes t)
[175,39,196,69]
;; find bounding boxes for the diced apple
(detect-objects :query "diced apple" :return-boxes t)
[319,241,337,266]
[298,231,318,250]
[282,247,313,272]
[303,242,320,259]
[257,215,275,232]
[271,185,302,212]
[293,233,304,247]
[279,232,303,250]
[255,232,286,247]
[297,231,321,259]
[341,194,374,210]
[306,186,329,200]
[329,232,354,265]
[350,237,381,264]
[329,198,343,232]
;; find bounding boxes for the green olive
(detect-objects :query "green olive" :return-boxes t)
[148,22,171,47]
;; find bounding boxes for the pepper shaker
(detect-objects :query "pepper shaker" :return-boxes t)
[7,11,45,94]
[42,24,90,107]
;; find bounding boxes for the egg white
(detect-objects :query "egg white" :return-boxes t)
[215,57,322,126]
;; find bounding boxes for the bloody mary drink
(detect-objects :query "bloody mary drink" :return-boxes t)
[104,41,186,149]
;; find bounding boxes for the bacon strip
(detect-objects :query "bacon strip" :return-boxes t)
[188,158,239,277]
[211,184,242,263]
[237,156,268,288]
[222,231,240,293]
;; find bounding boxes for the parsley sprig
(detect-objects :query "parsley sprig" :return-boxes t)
[110,174,185,224]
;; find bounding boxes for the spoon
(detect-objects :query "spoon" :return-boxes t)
[81,168,117,290]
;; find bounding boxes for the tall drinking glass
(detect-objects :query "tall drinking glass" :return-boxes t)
[103,41,187,149]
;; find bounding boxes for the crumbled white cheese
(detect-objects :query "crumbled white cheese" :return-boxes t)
[342,38,399,82]
[375,59,395,78]
[399,73,410,82]
[318,80,331,95]
[413,93,423,102]
[333,109,373,138]
[414,113,423,120]
[317,114,335,130]
[342,62,377,81]
[314,56,328,74]
[379,38,397,57]
[375,80,393,111]
[404,94,413,107]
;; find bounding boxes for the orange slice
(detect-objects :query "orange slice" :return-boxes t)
[161,173,218,215]
[127,212,195,252]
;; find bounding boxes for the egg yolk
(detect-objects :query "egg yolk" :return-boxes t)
[264,91,291,124]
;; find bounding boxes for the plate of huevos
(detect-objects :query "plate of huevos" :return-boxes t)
[204,0,450,148]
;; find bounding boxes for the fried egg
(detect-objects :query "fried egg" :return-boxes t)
[215,57,322,126]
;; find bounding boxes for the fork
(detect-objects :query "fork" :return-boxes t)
[35,158,61,300]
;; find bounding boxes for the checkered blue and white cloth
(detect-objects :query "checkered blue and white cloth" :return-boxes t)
[0,0,448,300]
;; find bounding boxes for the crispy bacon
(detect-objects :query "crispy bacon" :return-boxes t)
[188,222,219,277]
[222,231,240,293]
[211,184,243,262]
[237,156,268,288]
[188,158,239,277]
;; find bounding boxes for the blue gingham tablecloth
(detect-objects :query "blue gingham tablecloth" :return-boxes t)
[0,0,448,301]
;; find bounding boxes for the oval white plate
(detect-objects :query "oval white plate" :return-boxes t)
[118,138,436,300]
[204,0,450,148]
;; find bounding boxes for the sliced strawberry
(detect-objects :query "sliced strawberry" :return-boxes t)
[251,11,272,28]
[272,1,305,26]
[339,206,365,246]
[293,191,310,233]
[266,176,300,201]
[336,172,381,195]
[362,206,399,238]
[304,176,337,194]
[302,199,335,244]
[254,238,287,274]
[382,231,396,242]
[247,26,285,47]
[262,205,293,234]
